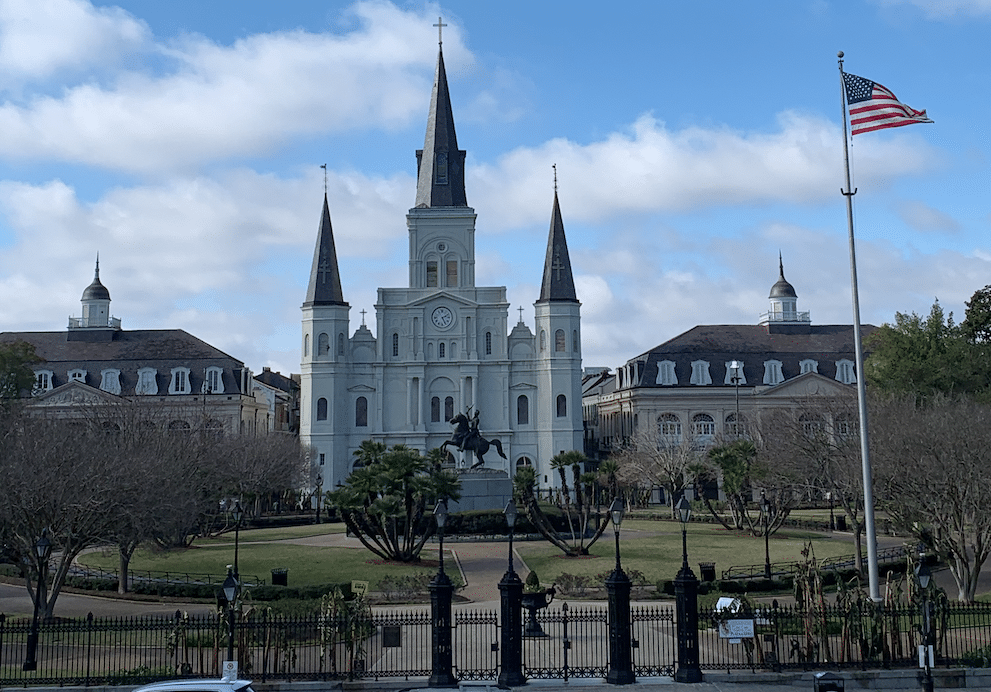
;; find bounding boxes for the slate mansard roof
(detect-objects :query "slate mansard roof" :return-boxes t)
[620,323,877,389]
[0,329,250,395]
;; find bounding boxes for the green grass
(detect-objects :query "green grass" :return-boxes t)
[517,519,855,586]
[79,540,445,589]
[197,522,347,544]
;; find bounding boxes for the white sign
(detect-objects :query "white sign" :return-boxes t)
[718,618,755,639]
[918,644,934,668]
[222,660,238,681]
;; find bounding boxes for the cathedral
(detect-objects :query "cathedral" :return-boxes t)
[300,43,584,491]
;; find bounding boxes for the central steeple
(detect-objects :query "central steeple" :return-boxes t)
[414,42,467,208]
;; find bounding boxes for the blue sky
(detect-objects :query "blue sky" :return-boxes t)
[1,0,989,376]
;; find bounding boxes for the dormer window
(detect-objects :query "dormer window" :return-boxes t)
[836,359,857,385]
[136,368,158,395]
[203,367,224,394]
[68,369,87,383]
[690,360,711,385]
[763,360,784,385]
[169,367,191,395]
[800,359,819,375]
[35,370,54,393]
[656,360,677,385]
[100,369,121,395]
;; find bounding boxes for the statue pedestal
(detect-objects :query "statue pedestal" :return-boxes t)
[448,467,512,512]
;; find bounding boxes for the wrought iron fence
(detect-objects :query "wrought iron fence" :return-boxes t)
[721,545,909,581]
[0,603,676,685]
[697,600,991,672]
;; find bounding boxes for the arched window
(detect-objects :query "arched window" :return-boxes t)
[439,342,446,359]
[431,397,441,422]
[573,330,579,352]
[318,333,330,356]
[168,420,191,433]
[392,333,399,357]
[485,331,492,355]
[540,330,546,351]
[337,333,345,356]
[692,413,715,439]
[556,394,567,418]
[517,395,529,425]
[444,396,454,421]
[516,456,533,468]
[725,412,746,437]
[555,329,566,352]
[304,334,310,357]
[316,398,328,421]
[355,397,368,427]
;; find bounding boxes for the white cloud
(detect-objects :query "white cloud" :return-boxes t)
[0,1,470,172]
[0,0,148,87]
[878,0,991,18]
[469,112,935,231]
[895,200,961,233]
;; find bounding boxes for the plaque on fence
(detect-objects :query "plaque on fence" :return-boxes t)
[718,618,755,641]
[222,660,238,681]
[383,625,402,648]
[351,580,369,598]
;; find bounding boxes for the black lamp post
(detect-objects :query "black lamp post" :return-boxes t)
[605,497,634,685]
[231,500,244,580]
[22,531,52,672]
[428,499,457,687]
[314,474,323,524]
[916,553,934,692]
[222,567,239,667]
[498,499,525,688]
[674,496,702,683]
[760,491,772,580]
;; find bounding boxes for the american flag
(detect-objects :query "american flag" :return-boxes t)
[843,72,932,135]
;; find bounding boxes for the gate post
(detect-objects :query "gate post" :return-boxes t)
[498,500,525,687]
[674,559,703,682]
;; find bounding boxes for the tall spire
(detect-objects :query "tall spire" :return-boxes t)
[414,42,467,208]
[303,194,348,307]
[537,189,579,303]
[81,253,110,301]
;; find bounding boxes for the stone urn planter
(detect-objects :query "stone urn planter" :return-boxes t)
[521,587,556,637]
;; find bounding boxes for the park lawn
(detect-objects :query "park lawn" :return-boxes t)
[196,522,347,545]
[78,541,443,589]
[516,520,854,586]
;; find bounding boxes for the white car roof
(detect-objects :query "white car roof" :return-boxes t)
[133,679,253,692]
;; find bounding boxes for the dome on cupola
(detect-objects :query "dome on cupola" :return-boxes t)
[768,254,796,299]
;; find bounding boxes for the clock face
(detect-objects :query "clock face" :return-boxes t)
[431,306,454,329]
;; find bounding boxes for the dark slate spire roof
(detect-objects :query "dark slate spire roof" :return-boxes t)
[537,192,579,303]
[303,194,348,307]
[81,255,110,301]
[414,47,467,208]
[769,252,797,299]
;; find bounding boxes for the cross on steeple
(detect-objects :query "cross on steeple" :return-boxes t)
[320,163,327,195]
[553,163,557,193]
[360,308,367,325]
[318,259,330,284]
[551,254,564,280]
[518,306,524,323]
[434,17,447,46]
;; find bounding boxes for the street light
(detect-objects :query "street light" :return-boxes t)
[760,491,772,581]
[314,474,323,524]
[23,530,53,672]
[498,499,525,688]
[222,567,239,669]
[231,500,244,581]
[428,499,457,687]
[916,552,934,692]
[605,497,634,685]
[729,360,742,436]
[674,496,702,683]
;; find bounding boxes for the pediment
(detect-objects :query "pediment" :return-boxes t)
[406,291,479,309]
[756,372,853,398]
[30,381,123,407]
[347,384,376,393]
[509,382,537,390]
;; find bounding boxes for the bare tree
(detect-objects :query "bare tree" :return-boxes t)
[870,395,991,601]
[610,428,698,516]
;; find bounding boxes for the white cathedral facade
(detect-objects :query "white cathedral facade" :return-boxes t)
[300,44,584,491]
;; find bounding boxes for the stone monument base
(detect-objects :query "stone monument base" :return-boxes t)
[448,466,513,513]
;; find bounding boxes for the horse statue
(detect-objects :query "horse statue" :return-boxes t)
[441,410,507,469]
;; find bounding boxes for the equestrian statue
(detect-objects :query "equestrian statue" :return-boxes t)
[441,407,507,469]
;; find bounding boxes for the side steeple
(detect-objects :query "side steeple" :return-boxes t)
[303,194,348,307]
[414,42,467,208]
[537,189,579,303]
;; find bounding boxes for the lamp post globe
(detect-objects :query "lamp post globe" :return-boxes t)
[222,567,239,666]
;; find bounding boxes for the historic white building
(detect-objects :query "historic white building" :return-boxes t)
[300,44,584,491]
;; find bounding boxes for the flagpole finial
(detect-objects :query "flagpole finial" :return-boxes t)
[837,50,844,58]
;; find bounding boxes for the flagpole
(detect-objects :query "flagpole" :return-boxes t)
[838,50,881,602]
